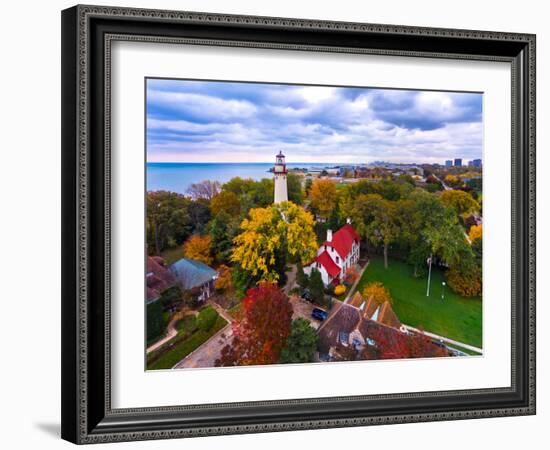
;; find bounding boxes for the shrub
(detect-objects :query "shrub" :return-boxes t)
[147,300,165,342]
[159,286,182,309]
[196,306,219,332]
[446,266,482,297]
[334,284,346,296]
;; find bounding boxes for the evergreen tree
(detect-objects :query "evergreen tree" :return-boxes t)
[309,268,325,305]
[279,318,319,364]
[296,263,309,290]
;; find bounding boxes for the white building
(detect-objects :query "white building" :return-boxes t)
[304,221,361,286]
[273,150,288,204]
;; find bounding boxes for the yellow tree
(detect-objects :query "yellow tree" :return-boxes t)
[183,235,213,265]
[362,281,393,304]
[231,202,318,282]
[309,179,338,220]
[440,190,480,217]
[443,174,461,188]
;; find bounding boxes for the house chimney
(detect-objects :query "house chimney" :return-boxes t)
[346,217,352,224]
[327,229,333,242]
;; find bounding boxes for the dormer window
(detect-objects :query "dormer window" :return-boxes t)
[338,331,349,346]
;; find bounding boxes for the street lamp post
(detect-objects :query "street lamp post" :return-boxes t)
[426,255,433,297]
[441,281,446,301]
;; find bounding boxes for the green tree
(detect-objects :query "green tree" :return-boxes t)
[278,318,319,364]
[296,263,309,290]
[304,178,313,196]
[350,194,399,269]
[147,191,192,254]
[206,211,239,264]
[187,199,211,233]
[287,172,304,205]
[410,190,475,272]
[440,190,480,217]
[222,177,257,196]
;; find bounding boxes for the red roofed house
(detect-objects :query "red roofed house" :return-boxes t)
[304,220,360,286]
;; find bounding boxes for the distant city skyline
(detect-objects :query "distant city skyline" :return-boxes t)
[146,79,483,164]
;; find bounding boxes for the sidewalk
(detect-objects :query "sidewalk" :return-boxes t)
[343,259,370,303]
[402,324,483,354]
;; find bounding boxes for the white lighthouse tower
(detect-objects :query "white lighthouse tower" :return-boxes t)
[273,150,288,204]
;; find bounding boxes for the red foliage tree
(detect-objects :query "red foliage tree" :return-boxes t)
[361,326,449,360]
[216,282,293,366]
[344,266,360,286]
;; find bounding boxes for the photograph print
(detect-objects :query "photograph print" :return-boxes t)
[145,78,483,371]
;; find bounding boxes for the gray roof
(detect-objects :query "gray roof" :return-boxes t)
[169,258,217,291]
[317,302,362,354]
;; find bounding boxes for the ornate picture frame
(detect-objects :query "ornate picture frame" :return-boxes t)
[61,5,536,444]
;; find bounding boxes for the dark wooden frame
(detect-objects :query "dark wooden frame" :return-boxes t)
[61,4,536,444]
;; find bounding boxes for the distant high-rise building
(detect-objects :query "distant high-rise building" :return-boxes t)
[471,158,482,168]
[454,158,462,167]
[445,160,453,167]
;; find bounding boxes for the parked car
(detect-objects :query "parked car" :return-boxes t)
[311,308,328,321]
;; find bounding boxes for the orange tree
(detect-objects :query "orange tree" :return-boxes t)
[362,281,393,305]
[214,264,233,293]
[216,282,293,366]
[445,265,482,297]
[183,234,213,265]
[469,224,482,242]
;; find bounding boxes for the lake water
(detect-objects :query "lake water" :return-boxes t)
[147,162,336,194]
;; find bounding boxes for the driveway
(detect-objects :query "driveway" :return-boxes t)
[173,324,233,369]
[289,295,324,330]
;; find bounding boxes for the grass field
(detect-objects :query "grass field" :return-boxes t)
[355,257,482,348]
[147,316,227,370]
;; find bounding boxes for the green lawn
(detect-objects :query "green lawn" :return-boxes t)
[160,246,184,265]
[147,316,227,370]
[355,257,482,348]
[176,315,197,336]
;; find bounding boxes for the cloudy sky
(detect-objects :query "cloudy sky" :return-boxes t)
[146,78,482,164]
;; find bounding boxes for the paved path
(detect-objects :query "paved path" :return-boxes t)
[146,309,197,354]
[172,300,235,369]
[402,324,483,354]
[283,264,297,294]
[343,260,370,303]
[173,324,233,369]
